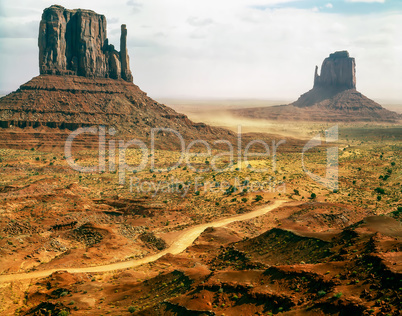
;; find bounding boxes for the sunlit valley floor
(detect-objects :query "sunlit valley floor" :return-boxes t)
[0,117,401,315]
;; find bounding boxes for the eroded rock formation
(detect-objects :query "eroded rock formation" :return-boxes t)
[314,51,356,90]
[292,51,364,109]
[231,51,400,122]
[0,5,234,149]
[38,5,133,82]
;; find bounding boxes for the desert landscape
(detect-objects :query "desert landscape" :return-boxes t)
[0,2,401,316]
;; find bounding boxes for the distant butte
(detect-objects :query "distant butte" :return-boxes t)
[233,51,400,122]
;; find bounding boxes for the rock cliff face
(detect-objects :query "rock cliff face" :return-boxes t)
[38,5,133,82]
[314,51,356,90]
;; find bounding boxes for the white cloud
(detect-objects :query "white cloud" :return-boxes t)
[325,3,333,9]
[187,17,214,27]
[346,0,385,3]
[0,0,401,102]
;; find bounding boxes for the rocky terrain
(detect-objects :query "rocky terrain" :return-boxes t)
[0,125,400,315]
[0,4,401,316]
[232,51,400,122]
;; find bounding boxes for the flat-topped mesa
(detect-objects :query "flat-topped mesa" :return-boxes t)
[38,5,133,82]
[313,50,356,90]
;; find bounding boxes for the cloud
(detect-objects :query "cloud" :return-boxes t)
[0,0,401,101]
[187,16,214,27]
[108,17,120,24]
[126,0,143,13]
[325,3,334,9]
[0,20,39,38]
[346,0,385,3]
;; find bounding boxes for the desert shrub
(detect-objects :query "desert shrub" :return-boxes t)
[255,195,263,202]
[333,292,342,298]
[375,187,385,194]
[57,311,69,316]
[390,206,402,217]
[225,185,236,195]
[310,193,316,199]
[317,290,326,297]
[241,198,248,203]
[128,306,136,313]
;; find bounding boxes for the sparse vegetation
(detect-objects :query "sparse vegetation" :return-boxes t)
[317,290,326,297]
[128,306,136,313]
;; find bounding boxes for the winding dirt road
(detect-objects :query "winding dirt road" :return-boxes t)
[0,200,287,283]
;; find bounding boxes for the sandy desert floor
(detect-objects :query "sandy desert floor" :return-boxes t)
[0,115,401,315]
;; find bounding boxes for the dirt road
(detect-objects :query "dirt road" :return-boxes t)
[0,200,287,283]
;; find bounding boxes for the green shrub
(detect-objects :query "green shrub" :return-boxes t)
[128,306,136,313]
[310,193,316,199]
[317,290,326,297]
[375,187,385,194]
[255,195,263,202]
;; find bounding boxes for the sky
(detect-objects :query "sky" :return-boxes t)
[0,0,401,101]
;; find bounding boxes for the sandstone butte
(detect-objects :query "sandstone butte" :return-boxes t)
[0,5,233,150]
[233,51,400,122]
